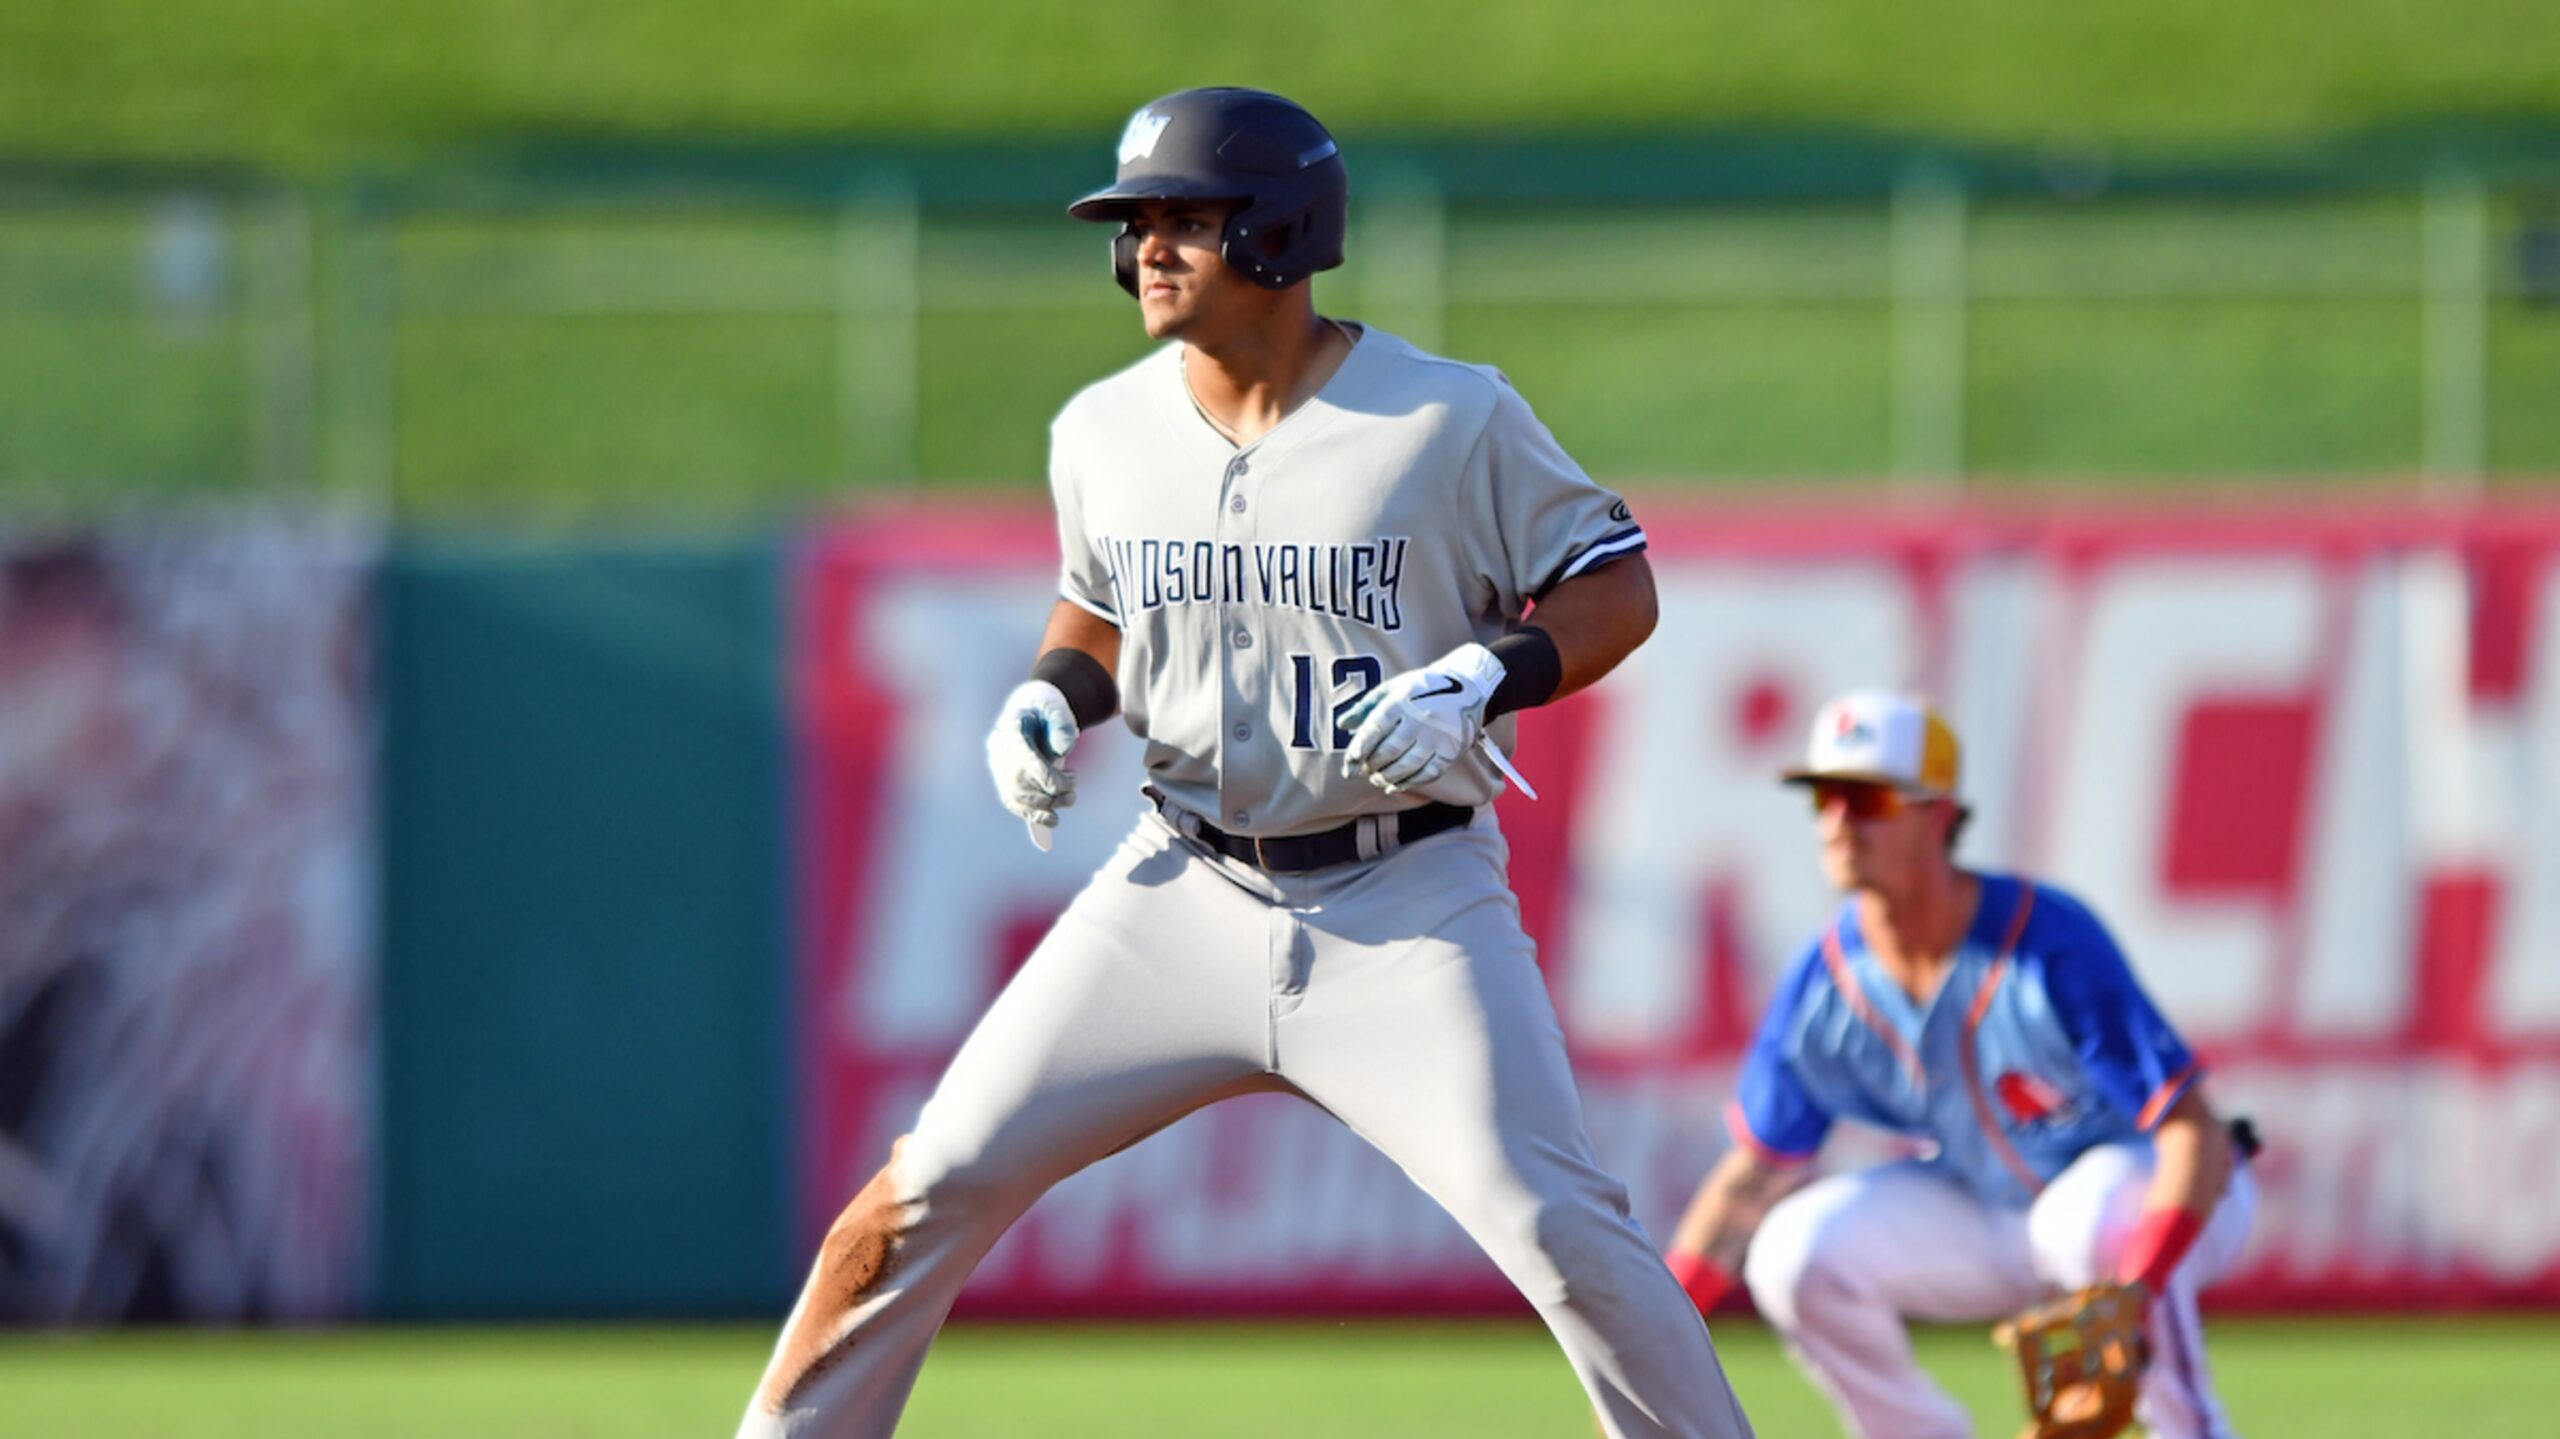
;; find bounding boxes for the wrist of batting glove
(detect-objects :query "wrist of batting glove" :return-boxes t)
[1338,642,1505,794]
[986,679,1080,829]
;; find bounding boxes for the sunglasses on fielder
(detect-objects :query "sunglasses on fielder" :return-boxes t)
[1805,779,1916,822]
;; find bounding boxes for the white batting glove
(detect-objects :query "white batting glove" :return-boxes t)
[986,680,1079,849]
[1339,643,1506,794]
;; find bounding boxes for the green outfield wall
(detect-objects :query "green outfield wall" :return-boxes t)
[374,539,795,1317]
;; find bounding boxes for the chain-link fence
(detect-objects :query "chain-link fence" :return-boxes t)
[5,150,2558,517]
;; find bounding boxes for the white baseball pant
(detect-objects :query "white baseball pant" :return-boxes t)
[739,808,1758,1439]
[1743,1146,2256,1439]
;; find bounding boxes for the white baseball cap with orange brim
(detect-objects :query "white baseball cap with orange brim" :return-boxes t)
[1780,689,1963,799]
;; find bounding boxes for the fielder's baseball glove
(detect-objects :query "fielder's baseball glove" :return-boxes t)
[1992,1282,2150,1439]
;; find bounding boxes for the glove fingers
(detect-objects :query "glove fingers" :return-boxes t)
[1381,752,1441,788]
[1344,706,1396,768]
[1009,765,1073,808]
[1377,740,1439,787]
[989,743,1029,812]
[1366,717,1424,772]
[1024,772,1074,806]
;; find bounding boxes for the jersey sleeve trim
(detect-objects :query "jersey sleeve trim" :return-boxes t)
[2135,1061,2206,1132]
[1533,525,1648,598]
[1998,880,2039,954]
[1058,585,1121,627]
[1723,1099,1820,1168]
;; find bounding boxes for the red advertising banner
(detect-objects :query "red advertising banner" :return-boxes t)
[796,501,2560,1314]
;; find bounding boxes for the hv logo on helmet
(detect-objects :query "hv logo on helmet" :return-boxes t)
[1119,110,1172,164]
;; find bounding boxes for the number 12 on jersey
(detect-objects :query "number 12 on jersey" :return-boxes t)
[1289,653,1383,750]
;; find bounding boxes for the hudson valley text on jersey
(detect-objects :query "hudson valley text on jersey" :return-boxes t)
[1097,536,1409,632]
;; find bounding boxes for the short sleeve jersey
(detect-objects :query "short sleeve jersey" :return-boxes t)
[1730,873,2204,1209]
[1046,327,1644,836]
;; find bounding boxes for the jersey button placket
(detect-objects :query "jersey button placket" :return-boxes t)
[1215,452,1261,834]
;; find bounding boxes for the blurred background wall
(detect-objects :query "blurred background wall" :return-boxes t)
[0,0,2555,1323]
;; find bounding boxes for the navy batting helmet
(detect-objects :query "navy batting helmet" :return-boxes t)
[1068,88,1349,295]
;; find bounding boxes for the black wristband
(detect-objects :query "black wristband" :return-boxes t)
[1487,627,1563,717]
[1032,647,1119,729]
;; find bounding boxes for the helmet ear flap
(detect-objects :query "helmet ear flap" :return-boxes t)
[1260,210,1307,259]
[1219,211,1262,287]
[1220,204,1288,291]
[1220,188,1344,292]
[1111,227,1140,296]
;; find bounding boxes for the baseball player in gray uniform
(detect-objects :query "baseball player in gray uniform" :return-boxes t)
[738,87,1757,1439]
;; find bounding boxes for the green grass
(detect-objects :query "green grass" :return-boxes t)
[1,1315,2552,1438]
[4,0,2560,170]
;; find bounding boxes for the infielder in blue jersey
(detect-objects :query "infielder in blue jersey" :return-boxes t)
[1664,690,2257,1439]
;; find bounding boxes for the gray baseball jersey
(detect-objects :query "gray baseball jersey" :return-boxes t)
[740,325,1756,1439]
[1049,327,1646,833]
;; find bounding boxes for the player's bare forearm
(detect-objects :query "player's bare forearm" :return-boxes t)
[1038,599,1122,673]
[2143,1086,2235,1219]
[1666,1146,1795,1276]
[1524,553,1659,701]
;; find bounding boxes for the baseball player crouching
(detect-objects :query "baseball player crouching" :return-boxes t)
[1662,690,2258,1439]
[737,87,1758,1439]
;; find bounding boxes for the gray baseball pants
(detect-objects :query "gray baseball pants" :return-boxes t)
[739,807,1757,1439]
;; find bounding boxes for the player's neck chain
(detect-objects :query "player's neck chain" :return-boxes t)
[1182,318,1358,447]
[1188,385,1246,446]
